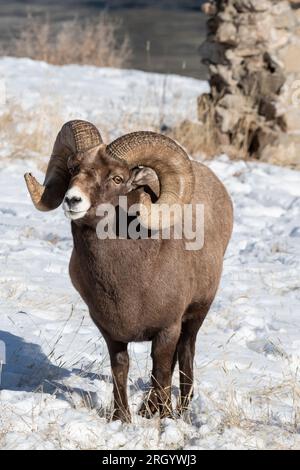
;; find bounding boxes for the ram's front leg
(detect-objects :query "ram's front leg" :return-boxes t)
[106,339,131,423]
[151,324,181,418]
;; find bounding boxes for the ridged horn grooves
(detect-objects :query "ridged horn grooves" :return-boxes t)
[106,131,194,229]
[24,120,102,211]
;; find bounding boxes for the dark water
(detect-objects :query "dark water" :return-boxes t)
[0,0,208,79]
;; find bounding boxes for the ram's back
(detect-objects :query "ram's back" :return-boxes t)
[191,161,233,254]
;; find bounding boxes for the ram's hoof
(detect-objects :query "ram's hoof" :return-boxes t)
[138,390,158,419]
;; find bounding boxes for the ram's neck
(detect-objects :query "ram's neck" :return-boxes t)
[70,220,162,271]
[71,222,99,259]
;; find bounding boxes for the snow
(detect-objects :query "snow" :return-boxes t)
[0,58,300,450]
[0,56,209,158]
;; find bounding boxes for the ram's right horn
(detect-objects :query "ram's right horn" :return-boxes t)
[24,120,103,211]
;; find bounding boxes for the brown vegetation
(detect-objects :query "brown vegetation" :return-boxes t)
[6,14,131,68]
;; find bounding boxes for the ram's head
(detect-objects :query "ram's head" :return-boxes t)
[24,120,194,229]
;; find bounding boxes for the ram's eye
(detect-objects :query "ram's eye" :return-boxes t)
[113,175,123,185]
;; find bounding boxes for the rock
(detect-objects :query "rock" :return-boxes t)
[283,107,300,131]
[278,43,300,73]
[233,0,270,13]
[224,48,244,67]
[258,69,286,96]
[199,40,229,65]
[210,73,230,93]
[258,98,277,120]
[197,0,300,166]
[238,68,285,98]
[209,64,237,90]
[216,21,238,45]
[237,12,266,25]
[249,124,279,155]
[289,0,300,5]
[231,46,262,58]
[268,28,291,51]
[207,16,222,34]
[218,93,248,110]
[272,9,296,29]
[238,20,274,45]
[215,105,242,132]
[202,2,217,15]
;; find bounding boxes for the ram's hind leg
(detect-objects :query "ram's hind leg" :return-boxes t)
[177,304,211,412]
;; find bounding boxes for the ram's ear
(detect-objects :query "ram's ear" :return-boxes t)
[127,166,159,190]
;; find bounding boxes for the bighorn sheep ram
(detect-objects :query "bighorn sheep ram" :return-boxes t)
[25,120,233,422]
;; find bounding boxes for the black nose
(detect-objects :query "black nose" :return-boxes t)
[65,196,82,207]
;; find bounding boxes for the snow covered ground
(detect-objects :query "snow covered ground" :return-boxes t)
[0,57,208,161]
[0,58,300,450]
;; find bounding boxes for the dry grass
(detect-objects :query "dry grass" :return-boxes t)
[169,117,219,159]
[5,13,131,68]
[0,57,169,164]
[201,367,300,442]
[170,114,266,162]
[0,101,65,161]
[169,91,224,159]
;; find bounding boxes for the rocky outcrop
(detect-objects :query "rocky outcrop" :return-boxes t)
[197,0,300,168]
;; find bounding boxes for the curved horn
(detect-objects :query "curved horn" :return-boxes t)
[24,120,102,211]
[106,131,194,229]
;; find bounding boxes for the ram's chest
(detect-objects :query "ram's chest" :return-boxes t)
[69,239,170,341]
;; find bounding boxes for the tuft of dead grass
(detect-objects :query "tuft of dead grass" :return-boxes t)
[169,118,219,159]
[0,100,65,162]
[5,13,131,69]
[200,365,300,445]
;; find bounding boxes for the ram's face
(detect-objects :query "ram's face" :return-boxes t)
[63,146,132,222]
[25,121,193,233]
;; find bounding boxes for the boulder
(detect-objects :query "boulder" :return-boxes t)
[197,0,300,166]
[216,21,238,45]
[199,40,229,65]
[215,105,242,132]
[233,0,270,13]
[278,43,300,73]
